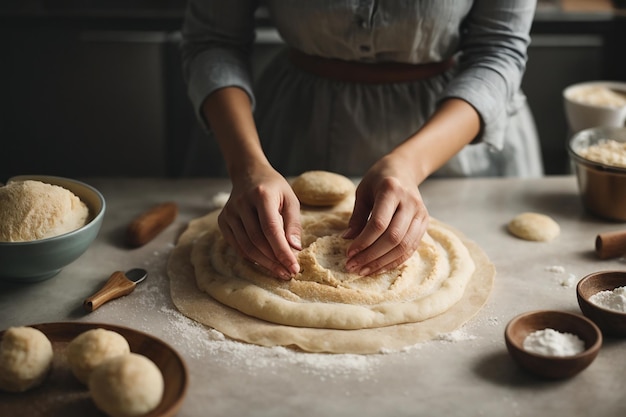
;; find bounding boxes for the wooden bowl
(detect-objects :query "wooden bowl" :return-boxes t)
[577,270,626,337]
[504,310,602,379]
[0,322,188,417]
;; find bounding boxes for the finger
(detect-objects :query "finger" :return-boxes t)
[218,218,243,257]
[345,205,407,273]
[246,247,294,280]
[281,195,303,251]
[346,188,399,258]
[224,205,277,262]
[245,244,294,280]
[359,202,415,262]
[256,201,300,276]
[343,192,371,239]
[219,210,293,280]
[355,213,428,276]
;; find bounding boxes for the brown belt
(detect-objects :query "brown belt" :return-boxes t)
[288,48,455,84]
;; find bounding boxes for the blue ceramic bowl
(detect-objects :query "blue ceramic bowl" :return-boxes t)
[0,175,105,282]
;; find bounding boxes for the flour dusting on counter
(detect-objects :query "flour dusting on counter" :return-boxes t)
[112,243,386,379]
[106,240,491,381]
[158,301,383,380]
[544,265,577,288]
[545,265,565,274]
[436,329,477,342]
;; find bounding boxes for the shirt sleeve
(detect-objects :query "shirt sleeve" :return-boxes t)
[441,0,536,150]
[181,0,260,127]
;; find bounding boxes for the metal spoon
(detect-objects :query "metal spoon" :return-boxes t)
[83,268,148,312]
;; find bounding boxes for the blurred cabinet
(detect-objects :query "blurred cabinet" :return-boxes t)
[523,34,605,175]
[0,21,273,180]
[0,26,191,179]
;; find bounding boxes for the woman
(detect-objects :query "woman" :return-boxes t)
[181,0,542,280]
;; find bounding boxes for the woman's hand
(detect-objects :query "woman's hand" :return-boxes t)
[343,154,429,275]
[218,165,302,280]
[201,87,302,280]
[342,98,480,275]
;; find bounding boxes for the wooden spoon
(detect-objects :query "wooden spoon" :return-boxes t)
[83,268,148,312]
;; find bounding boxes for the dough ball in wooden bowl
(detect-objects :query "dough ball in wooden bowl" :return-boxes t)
[508,212,560,242]
[0,326,53,392]
[291,171,355,207]
[66,328,130,384]
[89,353,164,417]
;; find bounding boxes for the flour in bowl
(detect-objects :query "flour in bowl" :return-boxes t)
[568,85,626,108]
[523,328,585,357]
[589,286,626,313]
[0,180,89,242]
[577,139,626,168]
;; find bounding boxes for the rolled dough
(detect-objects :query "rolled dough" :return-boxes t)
[168,208,495,354]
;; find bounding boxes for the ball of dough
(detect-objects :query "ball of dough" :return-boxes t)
[0,180,89,242]
[0,326,53,392]
[291,171,355,207]
[66,328,130,384]
[508,212,560,242]
[89,353,164,417]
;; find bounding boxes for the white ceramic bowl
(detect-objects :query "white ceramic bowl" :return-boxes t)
[563,80,626,134]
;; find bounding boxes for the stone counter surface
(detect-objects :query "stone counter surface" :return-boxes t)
[1,176,625,417]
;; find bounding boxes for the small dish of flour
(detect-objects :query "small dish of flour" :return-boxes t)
[589,286,626,313]
[523,328,585,357]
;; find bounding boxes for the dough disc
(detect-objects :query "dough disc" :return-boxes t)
[168,209,495,354]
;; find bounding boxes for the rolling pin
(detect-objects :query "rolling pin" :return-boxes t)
[126,202,178,247]
[595,230,626,259]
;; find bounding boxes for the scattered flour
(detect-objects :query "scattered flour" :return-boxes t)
[487,317,499,326]
[545,265,565,274]
[158,301,381,379]
[560,274,577,288]
[383,325,480,353]
[544,265,577,288]
[589,286,626,313]
[523,328,585,357]
[436,329,477,342]
[111,243,386,380]
[383,343,423,354]
[105,239,483,382]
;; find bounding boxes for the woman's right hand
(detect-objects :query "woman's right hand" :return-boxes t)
[201,87,302,280]
[217,164,302,280]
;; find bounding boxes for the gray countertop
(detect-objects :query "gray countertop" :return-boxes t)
[1,176,626,417]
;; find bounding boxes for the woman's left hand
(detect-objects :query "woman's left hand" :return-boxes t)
[343,154,429,276]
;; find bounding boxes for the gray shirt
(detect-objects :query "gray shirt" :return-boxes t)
[182,0,543,177]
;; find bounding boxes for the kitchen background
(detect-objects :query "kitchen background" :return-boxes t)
[1,0,625,179]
